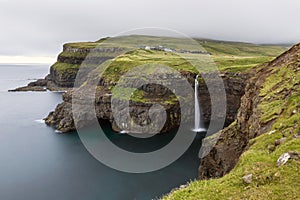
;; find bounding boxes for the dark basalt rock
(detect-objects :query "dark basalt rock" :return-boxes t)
[9,86,47,92]
[44,71,249,133]
[9,79,47,92]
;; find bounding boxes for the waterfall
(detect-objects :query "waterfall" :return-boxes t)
[193,75,206,132]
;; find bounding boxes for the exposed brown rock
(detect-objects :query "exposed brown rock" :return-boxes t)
[275,137,287,146]
[288,151,300,160]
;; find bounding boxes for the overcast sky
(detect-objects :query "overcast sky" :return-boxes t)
[1,0,300,59]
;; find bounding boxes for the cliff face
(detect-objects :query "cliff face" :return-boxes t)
[46,44,94,88]
[48,43,123,88]
[14,35,284,135]
[45,70,249,133]
[42,38,252,134]
[198,43,300,179]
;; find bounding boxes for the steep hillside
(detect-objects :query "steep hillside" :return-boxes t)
[164,44,300,199]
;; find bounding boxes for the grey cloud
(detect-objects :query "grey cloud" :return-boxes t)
[1,0,300,56]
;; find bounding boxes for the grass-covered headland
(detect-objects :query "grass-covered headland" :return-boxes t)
[51,35,287,77]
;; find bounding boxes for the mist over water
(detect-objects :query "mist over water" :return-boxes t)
[0,65,204,200]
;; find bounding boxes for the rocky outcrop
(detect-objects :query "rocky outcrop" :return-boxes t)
[8,79,48,92]
[9,39,122,91]
[45,97,74,133]
[198,43,300,179]
[49,45,123,87]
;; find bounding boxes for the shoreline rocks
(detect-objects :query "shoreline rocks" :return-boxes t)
[8,79,48,92]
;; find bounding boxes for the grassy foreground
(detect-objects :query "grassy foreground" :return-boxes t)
[163,47,300,200]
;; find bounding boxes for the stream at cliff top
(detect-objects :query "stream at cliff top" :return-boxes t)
[0,64,204,200]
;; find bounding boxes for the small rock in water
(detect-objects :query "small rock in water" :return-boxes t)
[277,153,291,166]
[275,137,287,146]
[242,174,253,184]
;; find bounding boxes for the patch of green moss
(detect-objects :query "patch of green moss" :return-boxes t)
[213,56,274,73]
[258,65,300,125]
[199,40,287,57]
[258,100,284,124]
[64,42,101,49]
[111,86,145,103]
[111,85,179,105]
[101,49,198,83]
[260,67,296,98]
[58,51,88,59]
[51,62,80,74]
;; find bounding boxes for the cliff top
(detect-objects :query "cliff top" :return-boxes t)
[53,35,287,77]
[63,35,287,56]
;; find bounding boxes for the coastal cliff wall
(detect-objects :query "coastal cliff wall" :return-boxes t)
[41,39,252,134]
[198,43,300,179]
[45,71,249,133]
[47,42,124,88]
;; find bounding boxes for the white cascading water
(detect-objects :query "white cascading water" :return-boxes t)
[193,75,206,132]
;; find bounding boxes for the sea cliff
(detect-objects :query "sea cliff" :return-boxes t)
[164,43,300,199]
[37,36,285,133]
[41,38,257,133]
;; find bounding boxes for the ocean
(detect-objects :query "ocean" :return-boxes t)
[0,64,202,200]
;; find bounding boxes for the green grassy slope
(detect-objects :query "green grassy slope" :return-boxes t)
[51,35,287,75]
[163,45,300,200]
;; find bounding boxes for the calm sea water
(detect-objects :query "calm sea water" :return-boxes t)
[0,64,202,200]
